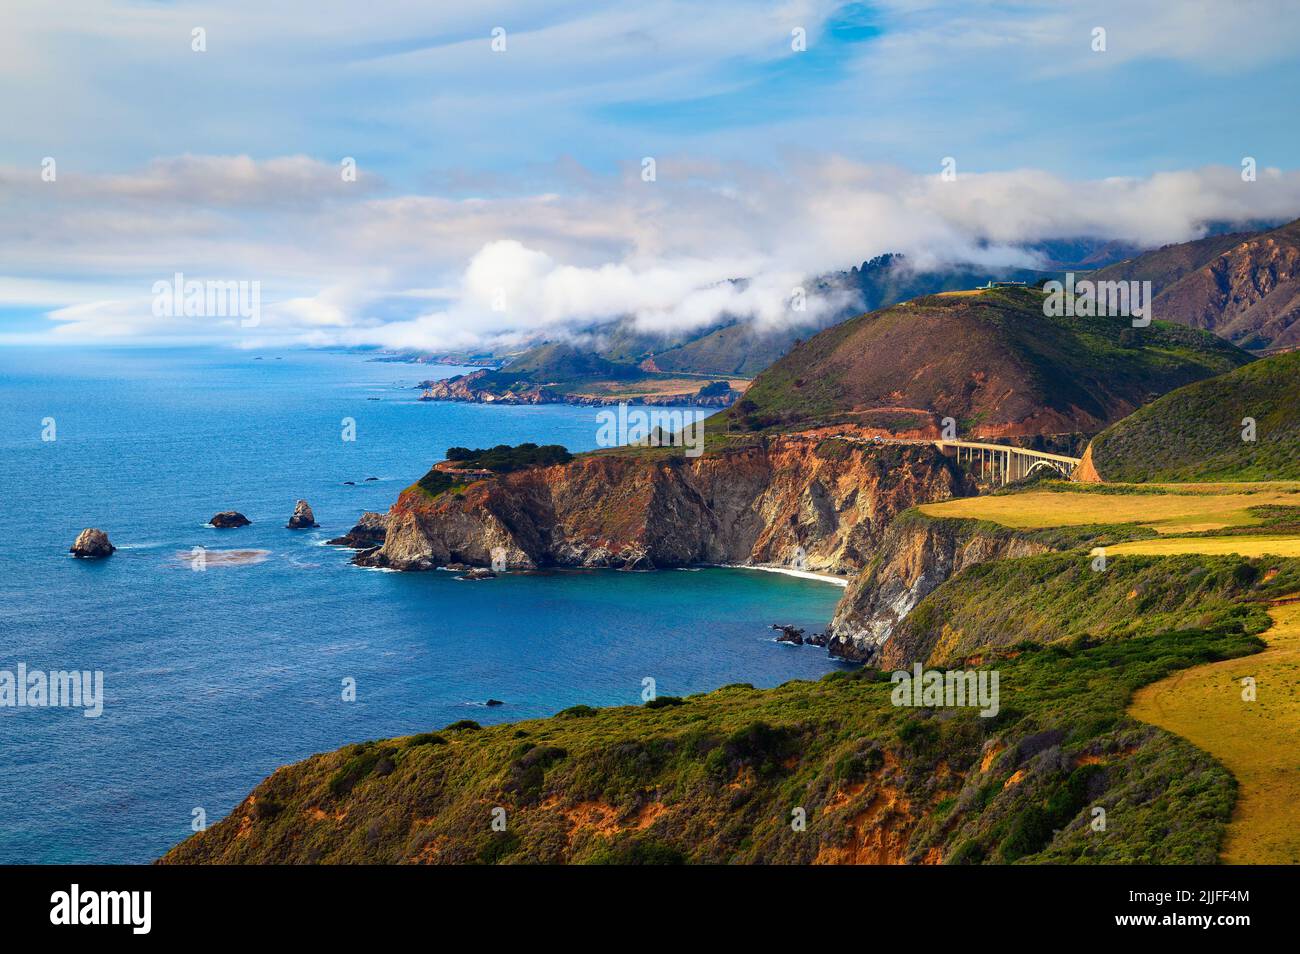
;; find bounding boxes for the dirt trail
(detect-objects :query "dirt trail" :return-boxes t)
[1129,600,1300,864]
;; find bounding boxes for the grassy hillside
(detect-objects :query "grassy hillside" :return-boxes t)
[1088,351,1300,481]
[476,342,642,389]
[722,285,1249,437]
[162,545,1300,865]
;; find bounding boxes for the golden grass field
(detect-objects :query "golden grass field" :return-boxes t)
[1129,601,1300,864]
[1109,536,1300,558]
[919,484,1300,534]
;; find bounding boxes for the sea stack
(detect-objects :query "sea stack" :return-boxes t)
[70,528,115,558]
[209,511,251,528]
[326,512,387,548]
[286,500,318,529]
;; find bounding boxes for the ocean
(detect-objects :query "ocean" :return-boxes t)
[0,348,846,863]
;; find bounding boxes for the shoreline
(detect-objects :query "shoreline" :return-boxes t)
[718,563,849,587]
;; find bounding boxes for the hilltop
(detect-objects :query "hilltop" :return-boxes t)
[1090,217,1300,352]
[1084,350,1300,482]
[720,285,1250,439]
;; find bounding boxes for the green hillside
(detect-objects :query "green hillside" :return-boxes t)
[1088,350,1300,481]
[484,342,641,387]
[161,550,1299,865]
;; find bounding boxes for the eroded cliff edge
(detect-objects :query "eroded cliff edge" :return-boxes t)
[355,437,975,579]
[828,515,1056,663]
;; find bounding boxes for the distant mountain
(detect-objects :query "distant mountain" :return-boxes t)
[407,232,1265,399]
[1090,218,1300,352]
[1084,350,1300,482]
[404,247,1142,380]
[721,285,1251,439]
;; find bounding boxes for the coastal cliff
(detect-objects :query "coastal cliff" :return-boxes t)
[356,437,974,576]
[827,515,1055,663]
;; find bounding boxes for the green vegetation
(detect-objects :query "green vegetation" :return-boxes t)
[445,443,573,473]
[890,550,1300,666]
[162,546,1300,865]
[412,443,574,499]
[414,470,472,499]
[469,342,641,393]
[1089,351,1300,482]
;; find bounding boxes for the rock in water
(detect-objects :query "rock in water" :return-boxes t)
[209,511,251,528]
[772,624,805,645]
[458,567,497,581]
[326,512,388,548]
[286,500,318,529]
[70,528,115,558]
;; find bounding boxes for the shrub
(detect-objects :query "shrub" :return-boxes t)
[253,795,284,820]
[644,696,684,709]
[587,835,686,865]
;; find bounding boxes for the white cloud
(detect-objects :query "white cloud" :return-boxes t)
[9,153,1299,349]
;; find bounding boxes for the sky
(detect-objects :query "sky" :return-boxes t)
[2,0,1299,348]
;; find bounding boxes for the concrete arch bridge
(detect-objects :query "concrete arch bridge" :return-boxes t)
[933,439,1081,485]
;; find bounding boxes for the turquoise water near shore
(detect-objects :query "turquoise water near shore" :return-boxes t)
[0,348,846,863]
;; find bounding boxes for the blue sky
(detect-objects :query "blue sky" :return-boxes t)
[2,0,1299,346]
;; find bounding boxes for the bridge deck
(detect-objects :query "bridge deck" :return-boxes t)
[933,440,1082,465]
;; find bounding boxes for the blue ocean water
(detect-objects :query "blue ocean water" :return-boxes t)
[0,348,846,863]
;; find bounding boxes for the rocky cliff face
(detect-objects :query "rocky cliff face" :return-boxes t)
[827,517,1054,664]
[356,438,974,578]
[1155,229,1300,351]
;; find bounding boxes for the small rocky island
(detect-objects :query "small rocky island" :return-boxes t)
[209,511,251,528]
[771,624,829,647]
[286,500,318,529]
[70,528,115,558]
